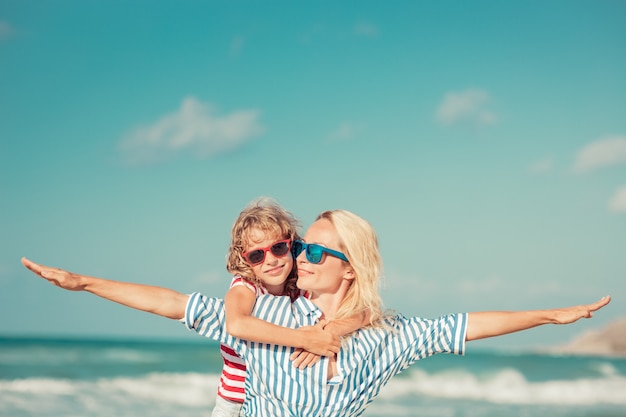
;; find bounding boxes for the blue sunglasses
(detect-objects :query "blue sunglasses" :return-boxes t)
[293,240,348,264]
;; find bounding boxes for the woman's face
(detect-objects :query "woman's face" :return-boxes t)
[296,218,353,296]
[244,228,294,295]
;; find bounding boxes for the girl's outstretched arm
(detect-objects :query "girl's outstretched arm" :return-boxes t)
[21,257,188,320]
[224,285,340,358]
[466,296,611,341]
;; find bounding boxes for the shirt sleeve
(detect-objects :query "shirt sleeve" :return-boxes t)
[393,312,468,366]
[181,292,225,340]
[411,312,467,356]
[357,313,466,366]
[181,292,247,357]
[391,312,468,373]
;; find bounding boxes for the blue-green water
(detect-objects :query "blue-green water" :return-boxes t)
[1,336,625,417]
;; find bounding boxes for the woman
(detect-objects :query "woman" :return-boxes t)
[21,209,610,417]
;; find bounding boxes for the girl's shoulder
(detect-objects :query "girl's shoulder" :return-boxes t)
[230,275,268,296]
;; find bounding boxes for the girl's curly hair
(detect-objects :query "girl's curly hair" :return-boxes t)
[226,197,301,300]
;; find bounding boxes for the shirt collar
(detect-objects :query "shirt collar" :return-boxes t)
[293,296,323,321]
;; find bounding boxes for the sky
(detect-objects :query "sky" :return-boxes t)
[1,1,625,351]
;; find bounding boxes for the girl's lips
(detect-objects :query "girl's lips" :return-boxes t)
[264,264,284,276]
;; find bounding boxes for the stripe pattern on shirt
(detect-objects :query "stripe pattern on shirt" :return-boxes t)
[183,292,467,417]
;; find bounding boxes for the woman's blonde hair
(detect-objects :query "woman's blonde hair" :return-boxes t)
[315,210,385,326]
[227,198,301,300]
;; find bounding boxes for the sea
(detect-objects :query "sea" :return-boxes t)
[1,336,625,417]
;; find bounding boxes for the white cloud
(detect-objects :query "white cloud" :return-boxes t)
[458,275,564,297]
[458,275,507,294]
[119,96,263,165]
[0,263,8,282]
[354,21,379,37]
[0,21,13,40]
[189,269,224,287]
[299,23,326,44]
[230,35,244,57]
[328,122,358,141]
[608,186,626,214]
[573,135,626,173]
[436,88,497,127]
[528,157,554,175]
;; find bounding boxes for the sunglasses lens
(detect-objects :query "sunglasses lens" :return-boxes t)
[245,250,265,265]
[293,241,326,264]
[270,241,290,257]
[293,241,305,257]
[307,245,324,264]
[245,240,291,265]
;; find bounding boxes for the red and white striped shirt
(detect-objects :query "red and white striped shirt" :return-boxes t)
[217,276,267,403]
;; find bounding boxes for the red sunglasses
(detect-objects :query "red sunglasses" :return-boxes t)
[242,239,292,265]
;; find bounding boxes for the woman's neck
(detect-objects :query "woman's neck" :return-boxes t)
[308,285,350,320]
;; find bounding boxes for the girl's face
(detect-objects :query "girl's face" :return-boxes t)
[295,218,353,296]
[244,228,294,295]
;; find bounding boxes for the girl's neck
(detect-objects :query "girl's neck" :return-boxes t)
[264,282,285,296]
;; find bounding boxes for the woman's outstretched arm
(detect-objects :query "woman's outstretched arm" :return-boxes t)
[466,296,611,341]
[21,257,188,320]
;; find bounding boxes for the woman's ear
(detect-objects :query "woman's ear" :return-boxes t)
[343,268,356,281]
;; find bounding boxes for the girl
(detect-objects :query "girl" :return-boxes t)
[214,198,342,416]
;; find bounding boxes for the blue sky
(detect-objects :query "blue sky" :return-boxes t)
[1,1,624,350]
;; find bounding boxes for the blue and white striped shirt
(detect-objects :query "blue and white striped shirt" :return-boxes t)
[183,292,467,417]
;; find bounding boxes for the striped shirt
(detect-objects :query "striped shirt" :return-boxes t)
[183,293,468,417]
[218,276,267,403]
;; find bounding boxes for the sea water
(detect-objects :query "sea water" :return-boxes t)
[1,336,625,417]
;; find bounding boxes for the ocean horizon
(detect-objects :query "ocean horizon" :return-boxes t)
[1,335,625,417]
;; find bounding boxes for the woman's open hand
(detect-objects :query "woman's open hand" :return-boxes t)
[551,296,611,324]
[21,257,85,291]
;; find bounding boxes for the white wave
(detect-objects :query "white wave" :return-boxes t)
[0,378,78,395]
[589,360,620,377]
[2,368,625,417]
[0,373,220,417]
[95,372,218,406]
[0,349,82,365]
[98,347,164,363]
[0,347,164,365]
[378,368,626,405]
